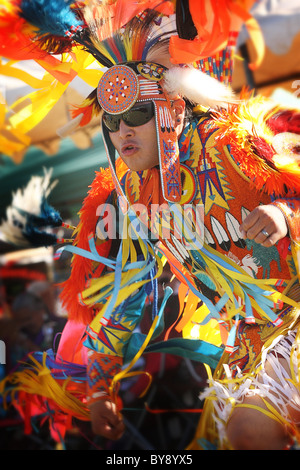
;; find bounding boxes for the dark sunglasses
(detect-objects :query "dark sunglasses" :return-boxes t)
[102,102,154,132]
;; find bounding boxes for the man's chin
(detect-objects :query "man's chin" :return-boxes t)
[120,157,157,172]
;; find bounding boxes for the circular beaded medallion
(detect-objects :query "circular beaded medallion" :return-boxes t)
[97,65,139,114]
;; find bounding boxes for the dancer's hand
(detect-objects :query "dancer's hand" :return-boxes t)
[89,399,125,440]
[240,205,288,247]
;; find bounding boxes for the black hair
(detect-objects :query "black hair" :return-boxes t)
[183,98,213,126]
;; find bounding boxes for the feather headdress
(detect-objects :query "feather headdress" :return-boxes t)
[0,0,263,141]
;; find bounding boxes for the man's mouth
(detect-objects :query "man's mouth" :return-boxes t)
[121,143,138,156]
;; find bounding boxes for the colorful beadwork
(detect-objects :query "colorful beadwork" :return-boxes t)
[86,351,122,405]
[154,101,182,202]
[137,62,166,82]
[97,65,139,114]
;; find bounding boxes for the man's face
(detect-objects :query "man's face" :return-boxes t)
[109,115,159,172]
[106,98,185,172]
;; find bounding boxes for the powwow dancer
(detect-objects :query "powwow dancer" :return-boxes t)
[0,0,300,450]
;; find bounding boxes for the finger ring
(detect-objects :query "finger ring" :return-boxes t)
[261,229,269,237]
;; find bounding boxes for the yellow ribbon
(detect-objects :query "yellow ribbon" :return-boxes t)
[0,353,89,420]
[109,315,160,402]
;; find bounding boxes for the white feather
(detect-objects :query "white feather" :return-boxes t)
[163,66,237,109]
[0,209,28,246]
[0,168,58,246]
[12,168,57,215]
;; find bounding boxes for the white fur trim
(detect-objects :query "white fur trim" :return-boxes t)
[163,66,237,109]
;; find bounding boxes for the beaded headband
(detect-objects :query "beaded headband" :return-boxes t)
[0,0,264,184]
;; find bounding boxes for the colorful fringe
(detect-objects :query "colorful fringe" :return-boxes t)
[188,299,300,450]
[0,352,89,442]
[59,159,128,324]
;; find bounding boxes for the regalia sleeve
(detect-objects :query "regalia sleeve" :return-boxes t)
[271,197,300,277]
[84,287,148,406]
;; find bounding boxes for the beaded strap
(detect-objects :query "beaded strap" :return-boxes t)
[86,350,122,406]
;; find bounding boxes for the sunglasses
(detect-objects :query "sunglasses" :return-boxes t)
[102,102,154,132]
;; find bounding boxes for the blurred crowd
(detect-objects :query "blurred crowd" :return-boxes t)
[0,266,207,450]
[0,281,66,373]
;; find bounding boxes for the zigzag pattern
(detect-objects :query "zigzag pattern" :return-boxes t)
[87,353,122,402]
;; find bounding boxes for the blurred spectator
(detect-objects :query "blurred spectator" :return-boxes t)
[26,280,61,317]
[0,291,66,371]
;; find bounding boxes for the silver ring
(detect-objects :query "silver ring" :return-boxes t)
[261,229,269,238]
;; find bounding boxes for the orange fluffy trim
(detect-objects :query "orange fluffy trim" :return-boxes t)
[59,159,129,324]
[213,97,300,196]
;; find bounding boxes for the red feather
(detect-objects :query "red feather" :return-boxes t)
[267,110,300,135]
[71,90,100,127]
[0,7,48,61]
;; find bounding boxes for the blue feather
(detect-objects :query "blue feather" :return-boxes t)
[40,197,63,227]
[20,0,82,37]
[14,204,63,247]
[23,225,58,247]
[0,169,65,248]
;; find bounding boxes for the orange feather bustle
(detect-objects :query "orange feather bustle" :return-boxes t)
[213,99,300,197]
[59,159,128,324]
[83,0,174,41]
[0,3,78,85]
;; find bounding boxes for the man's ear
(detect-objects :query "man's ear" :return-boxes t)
[171,97,186,136]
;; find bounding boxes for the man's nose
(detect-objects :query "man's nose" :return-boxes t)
[119,119,134,137]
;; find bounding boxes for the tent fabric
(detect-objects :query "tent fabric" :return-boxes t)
[232,1,300,92]
[238,0,300,54]
[0,135,108,220]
